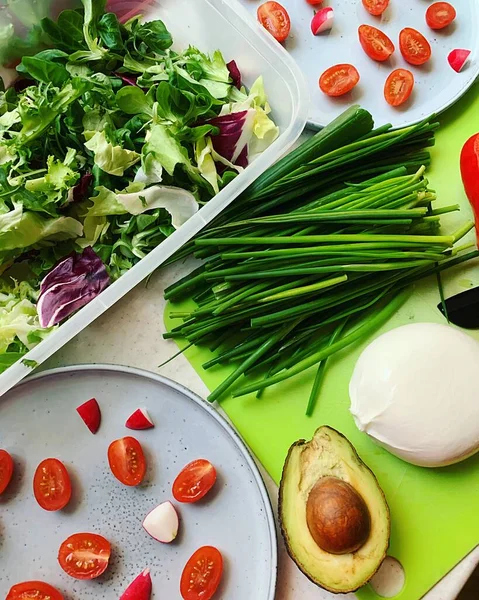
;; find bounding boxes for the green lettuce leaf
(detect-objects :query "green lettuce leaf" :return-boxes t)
[0,280,51,358]
[16,78,90,146]
[195,137,219,194]
[25,149,80,203]
[84,184,198,229]
[68,0,108,62]
[133,20,173,53]
[0,202,83,264]
[85,130,140,176]
[144,123,192,177]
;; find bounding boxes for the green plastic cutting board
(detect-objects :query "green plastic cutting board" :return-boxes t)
[165,82,479,600]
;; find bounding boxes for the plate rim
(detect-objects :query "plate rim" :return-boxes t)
[12,363,278,600]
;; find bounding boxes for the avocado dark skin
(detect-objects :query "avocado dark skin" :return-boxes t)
[279,426,390,593]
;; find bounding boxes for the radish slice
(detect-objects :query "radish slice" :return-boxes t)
[76,398,101,434]
[311,7,334,35]
[120,568,152,600]
[448,49,471,73]
[126,408,155,430]
[143,502,179,543]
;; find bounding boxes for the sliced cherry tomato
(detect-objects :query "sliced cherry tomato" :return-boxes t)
[7,581,64,600]
[384,69,415,107]
[306,0,324,4]
[426,2,456,30]
[257,2,291,43]
[108,436,146,486]
[33,458,71,511]
[58,532,111,580]
[173,459,217,503]
[362,0,389,17]
[0,449,14,494]
[180,546,223,600]
[358,25,395,62]
[399,28,432,66]
[319,64,360,97]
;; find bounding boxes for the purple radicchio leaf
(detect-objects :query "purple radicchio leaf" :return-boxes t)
[227,60,242,90]
[72,172,93,203]
[115,72,139,87]
[37,247,110,328]
[207,109,256,168]
[13,77,34,93]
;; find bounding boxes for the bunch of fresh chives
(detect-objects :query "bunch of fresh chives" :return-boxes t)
[163,107,478,412]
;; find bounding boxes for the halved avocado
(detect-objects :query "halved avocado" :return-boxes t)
[279,426,390,593]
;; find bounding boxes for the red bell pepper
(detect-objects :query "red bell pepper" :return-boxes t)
[460,133,479,243]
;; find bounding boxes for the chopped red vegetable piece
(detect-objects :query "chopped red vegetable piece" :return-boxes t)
[448,49,471,73]
[76,398,101,434]
[126,408,155,430]
[120,569,152,600]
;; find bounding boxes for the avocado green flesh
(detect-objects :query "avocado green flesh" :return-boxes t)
[279,426,390,593]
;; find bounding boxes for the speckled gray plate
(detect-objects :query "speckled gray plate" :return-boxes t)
[0,365,277,599]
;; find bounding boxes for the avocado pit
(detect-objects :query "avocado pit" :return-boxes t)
[306,476,371,555]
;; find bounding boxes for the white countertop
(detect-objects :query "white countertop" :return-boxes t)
[42,261,479,600]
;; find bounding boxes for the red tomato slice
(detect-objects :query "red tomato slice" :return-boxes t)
[319,64,360,97]
[384,69,415,107]
[7,581,64,600]
[108,436,146,486]
[257,2,291,43]
[173,459,217,503]
[306,0,323,4]
[180,546,223,600]
[358,25,395,62]
[426,2,456,30]
[33,458,71,511]
[362,0,389,16]
[399,28,432,66]
[0,449,14,494]
[58,533,111,580]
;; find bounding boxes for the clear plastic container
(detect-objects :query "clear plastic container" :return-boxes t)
[0,0,309,396]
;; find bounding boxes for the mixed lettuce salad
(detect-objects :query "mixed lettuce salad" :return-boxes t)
[0,0,278,371]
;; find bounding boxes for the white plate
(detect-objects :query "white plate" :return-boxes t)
[240,0,479,128]
[0,366,277,599]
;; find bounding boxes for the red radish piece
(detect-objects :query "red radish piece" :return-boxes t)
[76,398,101,434]
[448,49,471,73]
[311,8,334,35]
[126,408,155,430]
[143,501,179,543]
[120,569,152,600]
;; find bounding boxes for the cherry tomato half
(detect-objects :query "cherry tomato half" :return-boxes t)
[0,449,14,494]
[362,0,389,17]
[399,28,431,66]
[257,2,291,43]
[306,0,324,4]
[358,25,395,62]
[58,532,111,580]
[384,69,415,107]
[173,459,217,503]
[319,64,360,97]
[7,581,64,600]
[108,436,146,486]
[180,546,223,600]
[426,2,456,30]
[33,458,71,511]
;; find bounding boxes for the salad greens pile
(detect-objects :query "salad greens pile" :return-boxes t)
[0,0,278,372]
